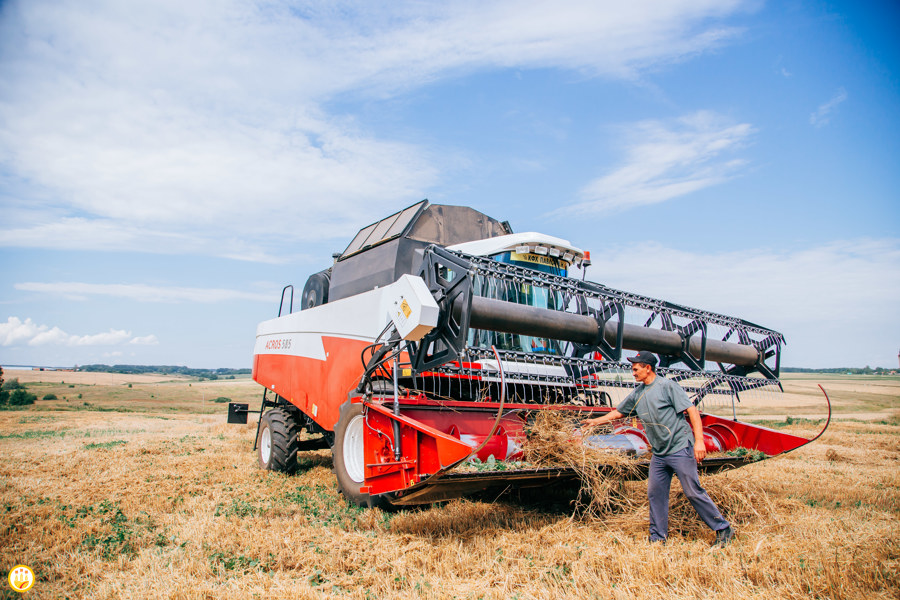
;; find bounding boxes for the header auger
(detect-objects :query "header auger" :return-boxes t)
[230,199,828,508]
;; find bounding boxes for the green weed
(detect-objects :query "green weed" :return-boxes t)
[749,416,825,429]
[0,429,68,440]
[16,415,58,424]
[84,440,127,450]
[60,500,153,560]
[280,482,366,527]
[466,455,530,472]
[214,497,263,518]
[208,551,272,573]
[724,447,768,462]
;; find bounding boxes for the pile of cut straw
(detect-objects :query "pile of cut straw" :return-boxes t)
[522,411,642,517]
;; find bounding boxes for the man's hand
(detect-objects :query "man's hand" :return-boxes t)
[694,443,707,463]
[686,406,706,462]
[581,409,624,430]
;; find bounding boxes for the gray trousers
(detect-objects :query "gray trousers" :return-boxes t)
[647,445,730,541]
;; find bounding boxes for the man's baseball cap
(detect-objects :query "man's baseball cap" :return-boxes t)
[627,351,658,367]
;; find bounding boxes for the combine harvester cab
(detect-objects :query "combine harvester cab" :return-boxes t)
[236,200,829,508]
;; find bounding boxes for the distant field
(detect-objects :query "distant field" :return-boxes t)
[0,372,897,599]
[722,373,900,422]
[1,368,258,414]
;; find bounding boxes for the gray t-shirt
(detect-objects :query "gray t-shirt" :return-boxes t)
[616,375,694,456]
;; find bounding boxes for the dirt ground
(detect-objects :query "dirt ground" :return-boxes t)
[0,372,897,599]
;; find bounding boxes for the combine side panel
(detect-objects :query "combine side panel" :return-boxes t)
[253,287,395,431]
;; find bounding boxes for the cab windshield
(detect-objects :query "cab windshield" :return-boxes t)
[467,252,569,354]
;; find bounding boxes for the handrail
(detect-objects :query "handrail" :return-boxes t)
[278,285,294,317]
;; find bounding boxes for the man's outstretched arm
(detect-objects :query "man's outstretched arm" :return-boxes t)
[581,409,625,428]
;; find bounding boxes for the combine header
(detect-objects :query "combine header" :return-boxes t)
[231,200,828,507]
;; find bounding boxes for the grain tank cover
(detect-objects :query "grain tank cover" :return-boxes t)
[405,203,510,246]
[328,200,511,302]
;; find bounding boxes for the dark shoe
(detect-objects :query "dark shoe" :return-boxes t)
[648,537,666,544]
[712,526,733,547]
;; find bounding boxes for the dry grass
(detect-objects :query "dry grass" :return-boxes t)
[522,411,643,517]
[1,374,898,599]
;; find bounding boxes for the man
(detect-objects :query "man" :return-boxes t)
[582,351,734,546]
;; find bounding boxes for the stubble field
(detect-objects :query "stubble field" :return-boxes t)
[1,371,898,599]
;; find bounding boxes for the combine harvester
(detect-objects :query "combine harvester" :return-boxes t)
[230,200,829,507]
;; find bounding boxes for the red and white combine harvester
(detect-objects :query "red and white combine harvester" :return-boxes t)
[229,200,829,507]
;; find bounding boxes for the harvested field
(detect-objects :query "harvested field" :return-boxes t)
[721,373,900,421]
[1,372,898,599]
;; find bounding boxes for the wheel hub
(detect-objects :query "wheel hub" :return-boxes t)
[260,426,272,465]
[343,414,365,483]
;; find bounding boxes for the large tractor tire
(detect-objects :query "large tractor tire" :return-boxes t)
[333,402,393,509]
[301,270,330,310]
[257,408,301,473]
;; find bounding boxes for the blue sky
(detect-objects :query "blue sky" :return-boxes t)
[1,0,897,369]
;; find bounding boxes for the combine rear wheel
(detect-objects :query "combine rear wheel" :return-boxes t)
[257,408,300,473]
[301,270,330,310]
[333,402,392,509]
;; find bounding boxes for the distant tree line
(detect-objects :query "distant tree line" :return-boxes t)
[782,366,895,375]
[0,366,37,407]
[77,364,252,379]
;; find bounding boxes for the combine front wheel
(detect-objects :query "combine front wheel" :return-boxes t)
[333,402,391,508]
[257,408,300,473]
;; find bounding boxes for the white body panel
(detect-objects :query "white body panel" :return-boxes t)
[254,285,394,362]
[255,275,440,362]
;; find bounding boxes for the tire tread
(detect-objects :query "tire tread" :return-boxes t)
[259,408,301,473]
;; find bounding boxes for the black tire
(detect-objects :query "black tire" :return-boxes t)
[301,270,330,310]
[333,402,394,509]
[257,408,301,473]
[333,402,369,505]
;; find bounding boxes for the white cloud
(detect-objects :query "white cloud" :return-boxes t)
[0,317,155,347]
[0,1,755,258]
[587,238,900,368]
[14,282,274,303]
[566,111,754,214]
[129,335,160,346]
[810,87,848,127]
[0,317,44,346]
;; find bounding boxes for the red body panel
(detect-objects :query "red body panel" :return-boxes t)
[701,413,809,455]
[361,401,475,496]
[253,336,370,431]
